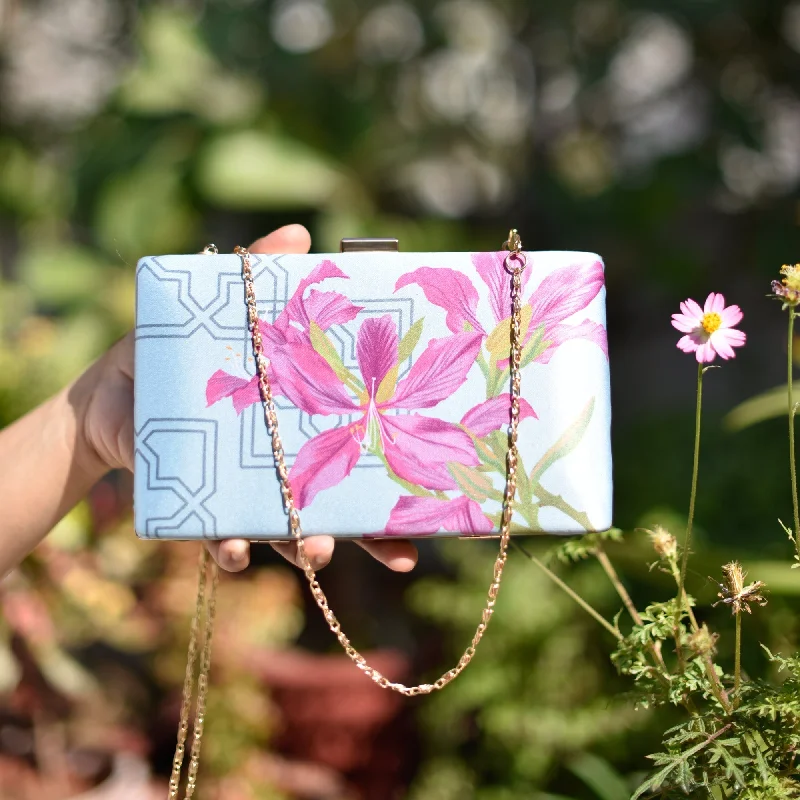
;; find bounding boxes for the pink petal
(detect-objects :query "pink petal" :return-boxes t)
[672,313,700,333]
[680,299,704,321]
[357,315,398,395]
[232,376,263,414]
[696,340,717,363]
[720,304,743,328]
[472,251,532,325]
[301,289,363,330]
[460,396,537,437]
[711,328,746,359]
[710,332,735,359]
[724,329,746,344]
[395,267,485,334]
[380,414,479,490]
[535,320,609,364]
[261,317,306,347]
[390,332,483,410]
[704,292,725,314]
[677,335,699,353]
[527,260,605,331]
[279,259,348,329]
[206,370,249,406]
[385,495,493,535]
[269,342,358,416]
[288,423,362,509]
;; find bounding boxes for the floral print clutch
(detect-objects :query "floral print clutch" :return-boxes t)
[133,247,611,540]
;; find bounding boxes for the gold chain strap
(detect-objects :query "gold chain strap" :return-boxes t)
[168,546,219,799]
[236,231,528,697]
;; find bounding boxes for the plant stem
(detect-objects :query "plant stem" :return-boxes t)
[595,546,643,626]
[678,363,703,615]
[734,612,742,706]
[511,541,622,641]
[596,545,679,694]
[789,308,800,552]
[668,561,733,714]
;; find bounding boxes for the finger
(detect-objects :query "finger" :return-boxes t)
[248,224,311,256]
[113,331,134,381]
[355,539,418,572]
[206,539,250,572]
[271,535,335,570]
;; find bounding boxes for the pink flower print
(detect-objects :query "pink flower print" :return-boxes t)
[396,253,608,365]
[460,396,537,437]
[285,315,484,508]
[206,260,362,413]
[384,495,493,535]
[671,293,746,363]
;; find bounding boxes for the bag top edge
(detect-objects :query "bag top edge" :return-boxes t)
[136,249,605,263]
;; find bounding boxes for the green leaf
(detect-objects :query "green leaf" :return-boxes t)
[485,305,533,364]
[567,752,630,800]
[376,365,398,404]
[398,317,424,364]
[724,382,800,431]
[520,326,549,368]
[448,462,503,503]
[472,435,505,472]
[309,322,363,392]
[529,397,596,485]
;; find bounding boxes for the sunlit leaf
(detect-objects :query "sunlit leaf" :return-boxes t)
[725,383,800,431]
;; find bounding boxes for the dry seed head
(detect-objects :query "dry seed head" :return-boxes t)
[688,623,719,658]
[648,526,678,560]
[715,561,768,615]
[781,264,800,291]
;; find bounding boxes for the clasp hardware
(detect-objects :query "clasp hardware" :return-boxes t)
[340,238,399,253]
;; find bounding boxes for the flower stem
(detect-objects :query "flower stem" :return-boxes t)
[678,363,703,615]
[668,560,733,714]
[788,308,800,552]
[511,541,622,640]
[734,612,742,706]
[594,546,643,626]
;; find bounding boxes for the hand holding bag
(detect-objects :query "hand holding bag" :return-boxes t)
[133,231,612,796]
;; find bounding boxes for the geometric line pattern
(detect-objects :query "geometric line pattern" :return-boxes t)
[135,418,218,538]
[135,254,290,342]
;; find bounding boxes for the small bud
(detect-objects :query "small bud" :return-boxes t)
[647,526,678,561]
[714,561,768,615]
[688,623,719,658]
[770,265,800,309]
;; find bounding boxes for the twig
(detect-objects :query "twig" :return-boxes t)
[511,540,622,641]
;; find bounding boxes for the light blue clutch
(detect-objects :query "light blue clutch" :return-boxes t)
[134,245,612,540]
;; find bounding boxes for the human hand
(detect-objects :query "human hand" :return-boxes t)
[81,225,418,574]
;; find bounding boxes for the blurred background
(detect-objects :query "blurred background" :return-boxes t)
[0,0,799,797]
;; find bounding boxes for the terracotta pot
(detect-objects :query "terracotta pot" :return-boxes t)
[248,648,417,800]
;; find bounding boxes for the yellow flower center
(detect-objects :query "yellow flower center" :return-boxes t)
[782,264,800,292]
[701,312,721,334]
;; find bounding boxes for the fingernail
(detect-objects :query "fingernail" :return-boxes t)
[311,554,328,569]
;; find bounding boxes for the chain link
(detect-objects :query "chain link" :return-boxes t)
[168,545,219,799]
[237,236,527,696]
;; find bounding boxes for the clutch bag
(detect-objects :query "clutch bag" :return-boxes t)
[139,232,614,795]
[133,239,611,541]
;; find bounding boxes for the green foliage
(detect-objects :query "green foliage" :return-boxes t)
[548,528,624,565]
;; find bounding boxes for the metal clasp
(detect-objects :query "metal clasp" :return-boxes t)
[340,237,399,253]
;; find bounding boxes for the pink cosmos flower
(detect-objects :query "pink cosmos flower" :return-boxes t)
[671,293,746,363]
[384,495,493,535]
[395,253,608,365]
[280,314,534,508]
[206,260,362,413]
